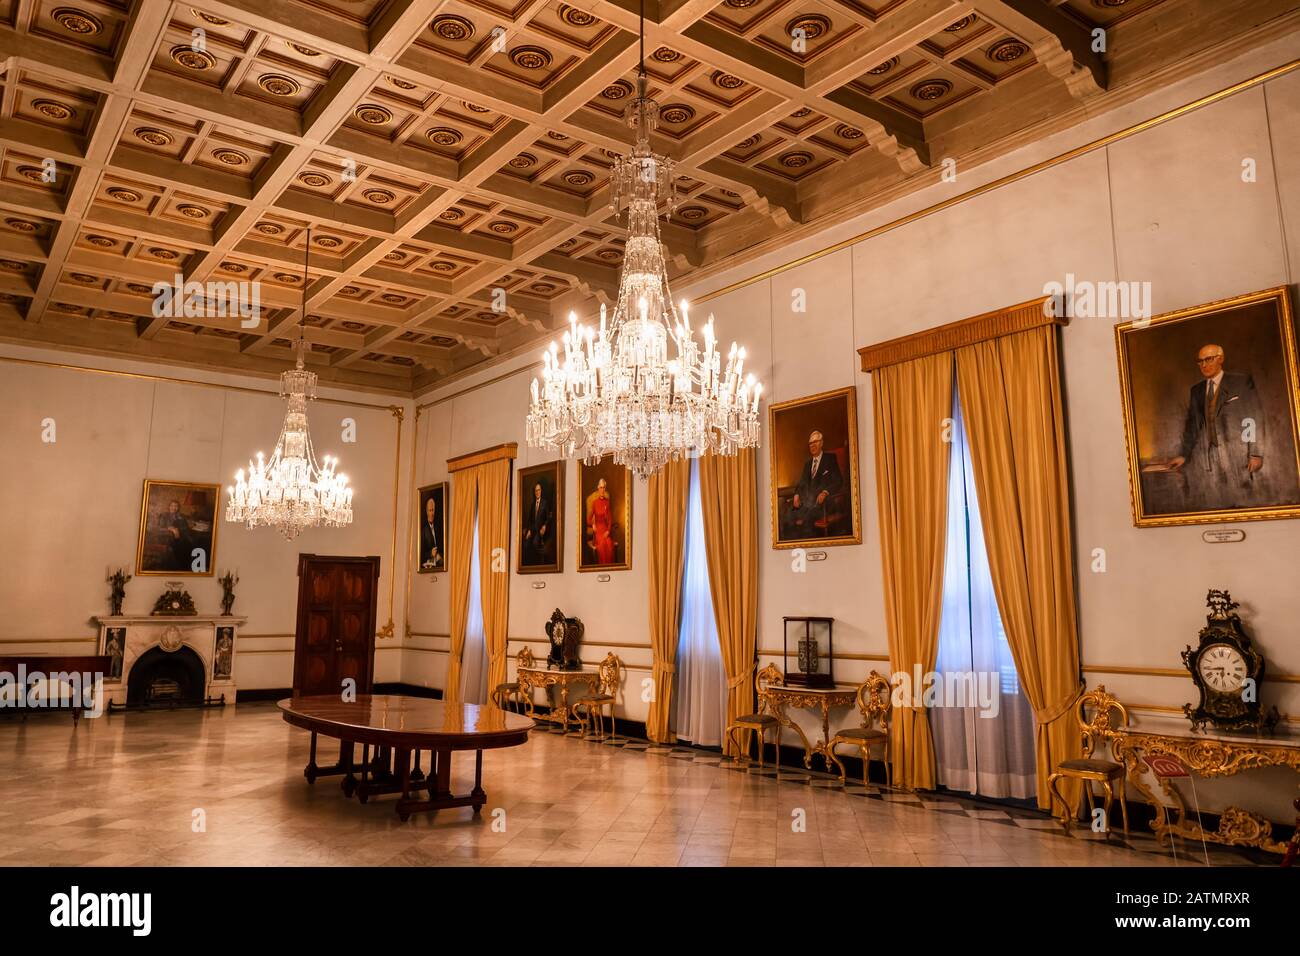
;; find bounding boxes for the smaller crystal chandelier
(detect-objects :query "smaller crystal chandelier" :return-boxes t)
[525,0,761,479]
[225,228,353,539]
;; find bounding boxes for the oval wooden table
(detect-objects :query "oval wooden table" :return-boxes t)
[278,694,533,821]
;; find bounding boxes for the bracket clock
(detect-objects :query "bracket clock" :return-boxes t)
[1181,589,1280,734]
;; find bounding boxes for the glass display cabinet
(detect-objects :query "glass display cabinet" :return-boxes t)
[782,616,834,688]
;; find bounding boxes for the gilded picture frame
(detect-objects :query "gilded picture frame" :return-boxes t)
[768,385,863,549]
[517,460,564,574]
[1115,286,1300,527]
[415,481,448,574]
[135,479,221,576]
[577,456,632,572]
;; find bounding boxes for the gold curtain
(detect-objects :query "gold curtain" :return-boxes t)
[697,448,758,757]
[646,457,690,743]
[955,327,1082,810]
[476,458,512,700]
[445,469,479,705]
[872,352,953,790]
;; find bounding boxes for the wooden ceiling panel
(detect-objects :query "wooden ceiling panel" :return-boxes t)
[0,0,1290,391]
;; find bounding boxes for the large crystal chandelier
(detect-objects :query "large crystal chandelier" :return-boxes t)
[225,228,353,539]
[524,3,761,480]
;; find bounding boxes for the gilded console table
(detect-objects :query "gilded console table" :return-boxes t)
[761,684,857,771]
[1112,718,1300,853]
[516,666,602,734]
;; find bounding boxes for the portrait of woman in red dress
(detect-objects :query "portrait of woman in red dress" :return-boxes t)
[578,458,631,571]
[586,478,616,564]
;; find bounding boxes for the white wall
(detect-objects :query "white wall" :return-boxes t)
[408,35,1300,817]
[0,344,413,688]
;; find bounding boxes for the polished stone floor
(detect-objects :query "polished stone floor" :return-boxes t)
[0,702,1267,867]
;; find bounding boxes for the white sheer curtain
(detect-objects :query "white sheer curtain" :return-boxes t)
[459,517,489,705]
[671,458,728,746]
[932,385,1037,800]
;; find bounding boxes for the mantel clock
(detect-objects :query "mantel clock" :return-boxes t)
[1181,589,1279,734]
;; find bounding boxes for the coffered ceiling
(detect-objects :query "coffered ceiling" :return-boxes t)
[0,0,1296,393]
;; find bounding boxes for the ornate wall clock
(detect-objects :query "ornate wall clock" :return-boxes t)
[1181,589,1279,733]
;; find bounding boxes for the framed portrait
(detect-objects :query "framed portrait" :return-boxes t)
[135,480,220,575]
[768,386,862,549]
[577,456,631,572]
[415,482,448,573]
[1115,286,1300,527]
[517,461,563,574]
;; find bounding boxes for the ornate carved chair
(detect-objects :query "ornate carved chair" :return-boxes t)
[1046,684,1130,837]
[725,663,784,770]
[828,670,892,788]
[492,646,535,714]
[572,652,621,741]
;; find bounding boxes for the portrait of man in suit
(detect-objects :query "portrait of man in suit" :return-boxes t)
[1118,288,1300,526]
[770,386,861,547]
[517,461,563,573]
[780,430,845,540]
[416,483,447,573]
[136,480,219,575]
[1164,344,1264,511]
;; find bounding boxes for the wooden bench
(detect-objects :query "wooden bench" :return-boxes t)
[0,655,111,722]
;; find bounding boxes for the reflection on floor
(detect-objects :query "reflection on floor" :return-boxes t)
[0,703,1271,867]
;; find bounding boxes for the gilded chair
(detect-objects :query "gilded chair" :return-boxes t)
[491,646,535,713]
[572,652,621,741]
[724,663,784,770]
[828,670,892,788]
[1046,684,1130,837]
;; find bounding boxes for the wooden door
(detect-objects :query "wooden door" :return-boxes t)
[293,555,380,696]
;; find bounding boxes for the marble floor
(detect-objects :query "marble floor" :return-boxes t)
[0,702,1269,867]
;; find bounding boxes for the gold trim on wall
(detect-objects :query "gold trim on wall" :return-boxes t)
[447,442,519,472]
[692,59,1300,310]
[858,296,1063,372]
[1085,663,1300,684]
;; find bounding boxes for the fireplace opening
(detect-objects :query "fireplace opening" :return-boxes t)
[126,645,206,707]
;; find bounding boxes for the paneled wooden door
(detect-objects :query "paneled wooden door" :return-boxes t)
[293,555,380,697]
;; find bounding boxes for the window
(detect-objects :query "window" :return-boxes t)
[460,516,489,705]
[931,385,1037,800]
[671,458,728,746]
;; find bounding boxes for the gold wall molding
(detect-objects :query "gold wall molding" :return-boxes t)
[1085,663,1300,684]
[447,442,519,472]
[858,296,1062,372]
[0,353,408,642]
[692,57,1300,310]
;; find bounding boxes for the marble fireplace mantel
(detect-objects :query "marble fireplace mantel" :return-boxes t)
[93,615,246,710]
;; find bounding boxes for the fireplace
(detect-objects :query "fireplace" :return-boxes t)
[92,615,245,713]
[126,645,207,707]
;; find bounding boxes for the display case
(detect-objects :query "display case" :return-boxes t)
[782,616,834,688]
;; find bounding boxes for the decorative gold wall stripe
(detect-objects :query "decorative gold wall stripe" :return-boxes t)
[691,57,1300,309]
[0,354,403,411]
[1085,663,1300,683]
[508,636,653,650]
[0,638,96,645]
[446,442,519,472]
[757,649,890,662]
[858,296,1062,372]
[409,632,451,640]
[1129,703,1298,724]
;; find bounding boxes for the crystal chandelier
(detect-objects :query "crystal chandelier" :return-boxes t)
[225,228,353,539]
[524,5,761,480]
